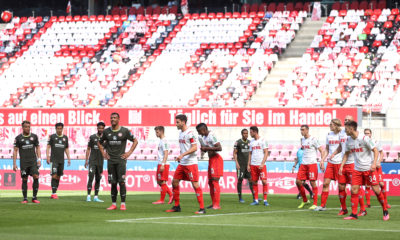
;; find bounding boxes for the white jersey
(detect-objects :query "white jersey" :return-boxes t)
[200,131,219,148]
[157,138,170,165]
[340,129,354,164]
[249,138,268,165]
[301,136,321,165]
[326,131,344,164]
[178,128,198,165]
[345,134,376,172]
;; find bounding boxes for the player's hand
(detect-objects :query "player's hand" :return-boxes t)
[319,162,325,172]
[291,166,295,173]
[84,161,88,168]
[104,152,110,160]
[176,154,183,162]
[235,162,240,170]
[259,164,264,170]
[13,164,18,171]
[160,165,165,172]
[200,147,207,152]
[37,160,41,168]
[339,166,343,175]
[46,158,50,165]
[68,160,71,167]
[121,152,130,160]
[371,164,376,172]
[247,165,250,172]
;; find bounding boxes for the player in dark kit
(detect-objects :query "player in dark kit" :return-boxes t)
[233,129,255,203]
[47,122,71,199]
[98,113,138,211]
[85,122,106,202]
[13,120,42,203]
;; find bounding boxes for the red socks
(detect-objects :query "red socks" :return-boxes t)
[381,183,388,208]
[321,191,329,208]
[160,184,172,201]
[359,187,366,211]
[351,193,359,215]
[263,184,268,201]
[208,180,215,205]
[365,186,371,206]
[253,183,259,201]
[194,187,204,209]
[298,184,308,202]
[376,191,387,211]
[173,185,180,207]
[212,180,220,207]
[312,187,318,206]
[339,190,347,210]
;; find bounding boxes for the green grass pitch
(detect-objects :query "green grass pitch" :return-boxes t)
[0,190,399,240]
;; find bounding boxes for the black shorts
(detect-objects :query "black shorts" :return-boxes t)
[50,162,64,176]
[108,161,126,184]
[89,164,103,178]
[20,164,39,178]
[237,168,251,180]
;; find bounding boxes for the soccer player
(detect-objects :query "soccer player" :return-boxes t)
[196,123,223,210]
[341,121,389,221]
[47,122,71,199]
[13,120,41,203]
[363,128,391,209]
[233,129,255,203]
[85,122,106,202]
[166,114,205,214]
[247,126,269,206]
[292,148,314,200]
[315,119,346,211]
[296,125,326,210]
[152,126,173,205]
[98,112,138,211]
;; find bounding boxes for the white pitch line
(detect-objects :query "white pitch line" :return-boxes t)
[130,221,400,233]
[107,205,397,223]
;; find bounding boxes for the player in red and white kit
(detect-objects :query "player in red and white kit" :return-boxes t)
[247,126,269,206]
[152,126,173,205]
[341,121,389,221]
[196,123,223,210]
[166,114,205,214]
[363,128,391,209]
[296,125,326,210]
[315,119,347,211]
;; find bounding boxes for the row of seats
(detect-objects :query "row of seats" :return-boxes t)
[332,1,387,11]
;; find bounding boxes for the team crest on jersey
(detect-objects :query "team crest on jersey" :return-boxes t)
[113,136,117,140]
[59,140,62,144]
[118,133,123,137]
[26,140,29,144]
[108,133,111,136]
[30,137,34,141]
[63,138,66,141]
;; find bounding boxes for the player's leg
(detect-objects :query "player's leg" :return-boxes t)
[309,180,318,209]
[192,181,205,213]
[296,164,309,206]
[369,171,389,220]
[153,164,165,204]
[207,169,215,208]
[377,167,390,208]
[210,177,221,209]
[260,165,268,206]
[245,170,255,201]
[319,178,331,210]
[31,164,40,203]
[20,167,28,203]
[210,156,223,209]
[116,161,127,210]
[237,170,244,202]
[365,185,371,207]
[93,166,103,202]
[338,183,348,215]
[344,184,360,220]
[303,182,313,199]
[188,165,205,213]
[87,166,95,201]
[309,164,319,209]
[358,186,367,216]
[50,162,59,198]
[250,166,259,205]
[107,163,118,210]
[166,165,184,212]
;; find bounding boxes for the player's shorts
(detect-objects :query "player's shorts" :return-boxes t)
[338,163,354,184]
[352,170,379,186]
[237,167,251,180]
[324,162,340,181]
[297,164,318,181]
[208,154,223,179]
[250,165,267,181]
[173,164,199,182]
[376,166,384,182]
[20,164,39,178]
[88,164,103,178]
[50,162,64,176]
[107,160,126,184]
[156,164,170,181]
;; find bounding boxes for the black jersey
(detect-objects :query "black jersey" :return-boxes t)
[234,138,250,169]
[99,127,135,163]
[14,133,39,165]
[88,133,104,166]
[47,134,69,163]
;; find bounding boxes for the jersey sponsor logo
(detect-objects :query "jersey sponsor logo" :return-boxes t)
[109,141,122,145]
[179,139,186,143]
[21,144,34,149]
[350,147,363,153]
[302,145,311,149]
[252,146,262,150]
[26,140,29,144]
[55,143,65,148]
[328,140,340,145]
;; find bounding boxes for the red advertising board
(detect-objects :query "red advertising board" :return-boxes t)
[0,108,359,127]
[1,170,399,196]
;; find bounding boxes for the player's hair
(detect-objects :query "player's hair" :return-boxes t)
[55,122,64,128]
[250,126,258,133]
[241,128,248,134]
[110,112,120,118]
[364,128,372,134]
[300,124,309,130]
[21,120,30,127]
[196,123,208,130]
[331,118,342,127]
[345,120,358,130]
[97,122,105,127]
[154,126,165,132]
[175,114,187,123]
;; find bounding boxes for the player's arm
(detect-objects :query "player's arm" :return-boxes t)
[65,148,71,166]
[203,142,222,152]
[247,150,252,172]
[35,144,42,168]
[233,148,240,169]
[260,147,268,169]
[85,146,91,168]
[339,151,349,175]
[292,158,298,173]
[121,138,138,160]
[331,144,342,159]
[371,147,379,172]
[97,142,109,160]
[318,145,327,172]
[13,146,18,171]
[46,144,51,164]
[378,149,384,166]
[177,143,197,161]
[160,149,169,172]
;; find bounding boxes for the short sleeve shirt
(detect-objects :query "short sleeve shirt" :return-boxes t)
[88,134,104,165]
[99,127,135,163]
[249,138,268,166]
[157,138,170,165]
[178,129,198,165]
[301,136,321,165]
[47,134,68,163]
[345,134,375,171]
[14,133,39,165]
